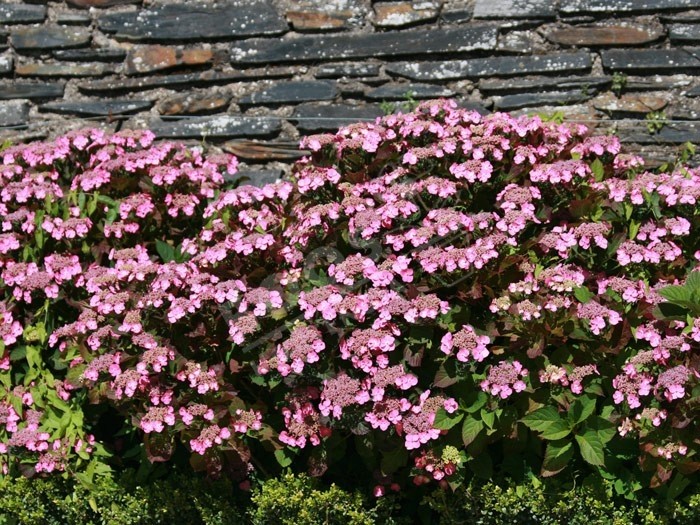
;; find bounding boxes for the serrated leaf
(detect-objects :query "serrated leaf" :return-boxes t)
[461,417,484,447]
[433,362,458,388]
[590,158,605,182]
[687,271,700,293]
[656,302,690,320]
[433,408,463,430]
[659,285,691,304]
[9,345,26,362]
[588,416,617,444]
[574,286,594,304]
[575,429,605,466]
[481,409,496,430]
[542,439,574,477]
[155,240,176,263]
[567,395,596,426]
[628,220,640,240]
[521,406,563,433]
[540,420,571,440]
[463,391,488,413]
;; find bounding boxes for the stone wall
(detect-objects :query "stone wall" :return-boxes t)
[2,0,700,180]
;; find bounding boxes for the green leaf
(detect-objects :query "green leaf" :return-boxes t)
[574,286,594,304]
[656,302,690,320]
[274,449,292,467]
[623,202,633,221]
[575,429,605,467]
[659,285,691,304]
[588,417,617,444]
[433,362,458,388]
[9,345,26,362]
[667,474,691,501]
[590,158,605,182]
[568,395,596,426]
[687,271,700,293]
[521,406,563,433]
[433,408,464,430]
[461,417,484,447]
[628,219,640,241]
[481,409,496,430]
[155,240,176,263]
[380,447,408,475]
[87,195,98,216]
[540,420,572,440]
[542,439,574,477]
[463,391,488,414]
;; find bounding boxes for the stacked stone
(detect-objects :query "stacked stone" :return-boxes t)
[2,0,700,179]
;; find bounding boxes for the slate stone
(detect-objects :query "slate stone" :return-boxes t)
[560,0,700,14]
[440,7,474,23]
[0,82,64,100]
[144,116,282,139]
[338,81,371,98]
[386,52,592,80]
[98,1,287,42]
[373,2,439,28]
[54,48,127,62]
[239,81,338,105]
[0,102,30,128]
[315,63,381,78]
[79,68,294,94]
[231,26,498,64]
[618,123,700,145]
[661,11,700,22]
[668,98,700,119]
[40,100,154,116]
[12,26,91,51]
[286,10,350,31]
[125,46,214,75]
[56,11,92,25]
[456,99,492,114]
[67,0,140,7]
[473,0,556,19]
[593,93,668,115]
[292,103,384,132]
[223,140,308,161]
[365,83,455,100]
[669,24,700,43]
[547,26,662,46]
[0,56,12,75]
[0,4,46,24]
[494,90,594,110]
[496,31,536,54]
[16,62,115,77]
[625,77,692,91]
[225,169,283,187]
[479,75,610,94]
[601,48,700,74]
[158,92,231,115]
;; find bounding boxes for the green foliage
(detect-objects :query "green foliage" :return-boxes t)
[535,111,566,124]
[646,111,668,134]
[424,477,700,525]
[249,472,398,525]
[379,91,420,115]
[612,72,627,97]
[0,472,244,525]
[2,471,700,525]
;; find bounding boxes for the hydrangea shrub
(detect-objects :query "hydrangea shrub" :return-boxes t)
[1,100,698,497]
